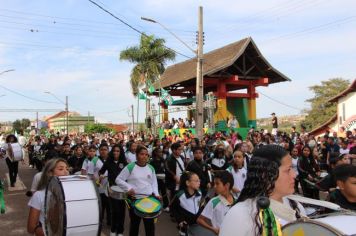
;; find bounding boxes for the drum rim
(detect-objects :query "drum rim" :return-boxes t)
[281,217,345,236]
[45,176,67,236]
[45,176,103,236]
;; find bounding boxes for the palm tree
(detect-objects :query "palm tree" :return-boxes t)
[120,34,176,96]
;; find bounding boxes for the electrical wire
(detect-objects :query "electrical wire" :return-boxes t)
[88,0,194,60]
[0,85,61,104]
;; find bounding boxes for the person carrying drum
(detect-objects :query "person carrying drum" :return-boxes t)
[27,158,69,236]
[219,145,306,236]
[99,144,127,236]
[0,134,22,187]
[171,171,210,236]
[150,147,170,212]
[116,145,161,236]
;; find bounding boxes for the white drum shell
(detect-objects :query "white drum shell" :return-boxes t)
[282,214,356,236]
[45,176,100,236]
[10,143,23,161]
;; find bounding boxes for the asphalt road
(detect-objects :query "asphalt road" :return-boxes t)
[0,158,178,236]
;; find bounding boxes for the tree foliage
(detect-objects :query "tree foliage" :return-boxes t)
[120,34,176,96]
[84,123,113,133]
[302,78,350,130]
[12,118,31,132]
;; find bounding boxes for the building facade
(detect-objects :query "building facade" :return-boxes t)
[45,111,95,133]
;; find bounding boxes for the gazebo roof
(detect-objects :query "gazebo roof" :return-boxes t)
[155,37,290,90]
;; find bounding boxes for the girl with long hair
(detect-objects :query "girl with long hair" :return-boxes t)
[220,145,306,236]
[99,144,127,236]
[298,145,320,199]
[27,158,69,236]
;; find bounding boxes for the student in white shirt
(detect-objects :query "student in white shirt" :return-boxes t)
[116,145,160,236]
[198,170,236,235]
[81,145,103,181]
[125,141,137,163]
[220,145,306,236]
[27,158,69,236]
[227,150,247,198]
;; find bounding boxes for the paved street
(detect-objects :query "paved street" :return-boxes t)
[0,159,178,236]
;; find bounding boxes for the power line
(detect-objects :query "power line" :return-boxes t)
[262,15,356,43]
[256,90,303,111]
[88,0,194,59]
[0,7,195,33]
[0,85,60,104]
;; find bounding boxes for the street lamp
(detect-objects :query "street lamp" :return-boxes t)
[141,7,204,139]
[44,91,69,135]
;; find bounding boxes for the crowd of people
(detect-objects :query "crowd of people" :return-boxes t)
[1,124,356,236]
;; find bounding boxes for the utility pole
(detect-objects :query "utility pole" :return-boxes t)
[87,111,90,124]
[65,96,69,135]
[195,6,204,139]
[36,111,39,134]
[131,104,135,132]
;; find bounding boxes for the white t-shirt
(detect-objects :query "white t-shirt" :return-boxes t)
[116,163,159,198]
[220,197,306,236]
[291,157,299,176]
[31,172,43,192]
[28,189,46,225]
[81,157,103,180]
[227,166,247,197]
[175,157,185,190]
[201,195,234,229]
[340,148,350,155]
[125,152,136,163]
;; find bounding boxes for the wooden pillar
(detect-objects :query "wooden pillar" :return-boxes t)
[161,103,168,122]
[247,84,257,128]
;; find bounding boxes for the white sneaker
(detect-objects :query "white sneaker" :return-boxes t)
[110,232,116,236]
[118,234,123,236]
[164,207,170,212]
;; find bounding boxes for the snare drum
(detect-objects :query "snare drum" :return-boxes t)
[109,186,126,200]
[156,173,165,181]
[132,196,162,219]
[45,175,101,236]
[282,214,356,236]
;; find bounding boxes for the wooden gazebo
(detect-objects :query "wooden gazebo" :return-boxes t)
[154,37,290,133]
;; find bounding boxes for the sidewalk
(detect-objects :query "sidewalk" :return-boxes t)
[0,159,37,235]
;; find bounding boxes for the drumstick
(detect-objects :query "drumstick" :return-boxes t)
[286,194,341,211]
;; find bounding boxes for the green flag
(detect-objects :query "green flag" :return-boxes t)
[147,80,155,94]
[138,89,147,100]
[160,88,173,105]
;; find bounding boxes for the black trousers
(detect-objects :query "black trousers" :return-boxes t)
[6,158,19,186]
[158,179,169,208]
[129,207,155,236]
[100,193,111,225]
[110,197,126,234]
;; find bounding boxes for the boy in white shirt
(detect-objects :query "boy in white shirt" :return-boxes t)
[197,171,236,235]
[81,145,103,181]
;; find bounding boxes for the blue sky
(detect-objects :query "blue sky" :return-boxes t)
[0,0,355,123]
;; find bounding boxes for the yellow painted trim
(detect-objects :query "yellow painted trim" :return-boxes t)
[248,99,256,120]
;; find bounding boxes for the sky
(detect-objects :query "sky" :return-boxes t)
[0,0,355,124]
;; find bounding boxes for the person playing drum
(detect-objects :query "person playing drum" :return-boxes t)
[220,145,306,236]
[116,145,161,236]
[27,158,69,236]
[99,144,127,236]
